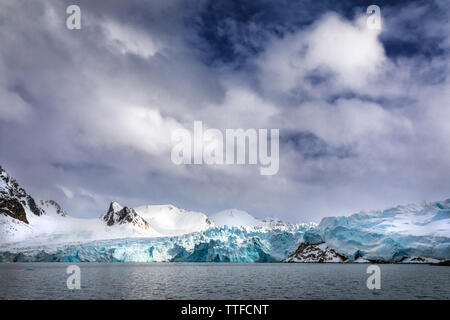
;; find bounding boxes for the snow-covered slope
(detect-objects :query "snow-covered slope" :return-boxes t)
[0,164,214,245]
[0,164,71,243]
[211,209,264,228]
[1,209,152,246]
[135,204,213,236]
[1,202,215,247]
[39,200,67,217]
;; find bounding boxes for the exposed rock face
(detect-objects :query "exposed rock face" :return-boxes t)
[0,165,44,224]
[102,201,150,229]
[286,242,347,263]
[0,198,28,224]
[27,195,43,217]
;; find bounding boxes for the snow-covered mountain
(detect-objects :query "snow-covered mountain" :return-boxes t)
[211,209,264,228]
[0,165,70,242]
[0,165,213,245]
[1,201,215,246]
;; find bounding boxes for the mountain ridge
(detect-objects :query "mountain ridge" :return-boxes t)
[101,201,150,230]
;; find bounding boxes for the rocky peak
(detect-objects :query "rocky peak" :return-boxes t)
[108,201,123,213]
[102,201,150,230]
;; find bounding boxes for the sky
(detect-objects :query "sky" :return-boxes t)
[0,0,449,222]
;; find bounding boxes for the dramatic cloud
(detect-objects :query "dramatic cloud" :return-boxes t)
[0,0,449,222]
[257,13,386,93]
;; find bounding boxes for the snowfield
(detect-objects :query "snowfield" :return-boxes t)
[0,202,215,248]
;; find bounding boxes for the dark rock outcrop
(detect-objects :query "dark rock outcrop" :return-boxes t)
[433,260,450,266]
[286,242,347,263]
[0,198,28,224]
[101,201,150,229]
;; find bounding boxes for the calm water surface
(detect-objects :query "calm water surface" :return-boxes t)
[0,263,448,299]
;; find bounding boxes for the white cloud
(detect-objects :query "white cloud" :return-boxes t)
[0,1,449,222]
[79,102,185,156]
[200,86,279,128]
[290,98,413,147]
[56,184,74,199]
[101,20,161,58]
[257,13,386,94]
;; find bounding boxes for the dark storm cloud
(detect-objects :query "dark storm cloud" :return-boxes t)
[0,0,449,222]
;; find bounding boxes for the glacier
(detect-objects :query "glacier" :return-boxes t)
[0,224,315,262]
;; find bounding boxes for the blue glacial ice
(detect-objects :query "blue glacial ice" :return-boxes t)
[0,224,314,262]
[308,199,450,261]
